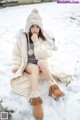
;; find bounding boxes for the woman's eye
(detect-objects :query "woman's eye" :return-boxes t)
[37,26,39,28]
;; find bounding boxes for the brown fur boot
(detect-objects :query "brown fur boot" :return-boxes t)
[29,97,43,120]
[49,84,64,100]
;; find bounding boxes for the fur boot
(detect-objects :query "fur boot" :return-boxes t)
[48,81,64,100]
[29,92,43,120]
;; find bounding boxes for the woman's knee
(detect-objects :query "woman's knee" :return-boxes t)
[37,59,46,67]
[32,64,39,73]
[25,63,39,74]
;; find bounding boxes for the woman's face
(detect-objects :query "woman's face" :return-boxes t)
[30,25,40,35]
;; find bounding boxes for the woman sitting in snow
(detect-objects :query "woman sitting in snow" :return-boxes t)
[10,8,72,120]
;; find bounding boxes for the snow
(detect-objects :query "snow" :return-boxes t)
[0,2,80,120]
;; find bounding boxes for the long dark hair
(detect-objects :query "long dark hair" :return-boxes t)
[38,29,46,41]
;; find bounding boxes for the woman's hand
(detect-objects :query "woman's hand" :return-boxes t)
[11,69,17,74]
[31,33,38,42]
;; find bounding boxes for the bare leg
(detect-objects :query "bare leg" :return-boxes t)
[25,63,40,92]
[37,59,54,82]
[25,63,43,119]
[37,59,64,99]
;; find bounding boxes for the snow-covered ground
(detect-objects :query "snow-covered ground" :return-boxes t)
[0,2,80,120]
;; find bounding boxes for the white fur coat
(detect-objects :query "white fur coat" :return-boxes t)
[10,32,72,96]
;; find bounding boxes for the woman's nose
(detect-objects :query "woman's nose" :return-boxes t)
[34,28,37,31]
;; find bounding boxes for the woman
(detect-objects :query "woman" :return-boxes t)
[10,8,71,120]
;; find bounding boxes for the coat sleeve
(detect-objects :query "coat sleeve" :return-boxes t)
[12,37,22,71]
[43,30,58,51]
[33,40,53,60]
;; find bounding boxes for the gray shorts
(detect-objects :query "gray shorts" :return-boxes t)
[28,52,38,64]
[28,59,38,64]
